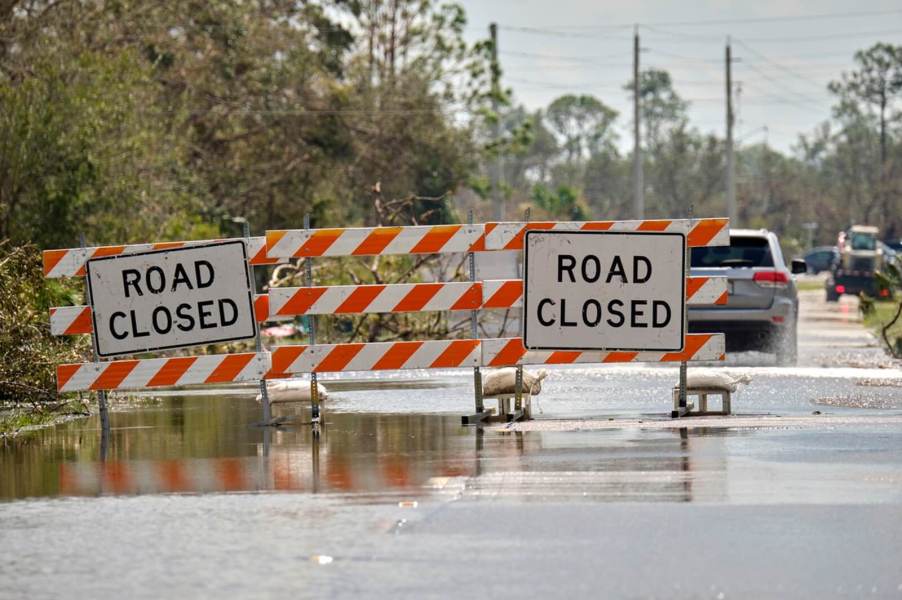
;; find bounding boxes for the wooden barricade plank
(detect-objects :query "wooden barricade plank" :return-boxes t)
[268,339,481,374]
[57,352,271,392]
[265,224,484,259]
[484,218,729,251]
[480,333,726,367]
[42,237,275,279]
[268,282,483,317]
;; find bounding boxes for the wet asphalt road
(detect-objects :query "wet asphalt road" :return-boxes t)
[1,289,901,599]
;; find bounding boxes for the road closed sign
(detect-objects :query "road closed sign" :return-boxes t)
[524,231,686,351]
[86,241,257,357]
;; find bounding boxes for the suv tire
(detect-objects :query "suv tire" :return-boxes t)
[775,320,798,366]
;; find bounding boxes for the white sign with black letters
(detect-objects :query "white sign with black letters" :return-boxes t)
[86,240,257,357]
[524,231,685,351]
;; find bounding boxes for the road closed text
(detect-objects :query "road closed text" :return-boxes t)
[524,231,685,351]
[86,241,257,356]
[109,261,242,339]
[535,254,672,330]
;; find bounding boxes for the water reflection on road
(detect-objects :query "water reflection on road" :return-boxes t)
[4,390,901,506]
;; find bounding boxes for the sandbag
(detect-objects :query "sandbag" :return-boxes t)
[684,370,751,392]
[482,368,548,397]
[255,379,329,404]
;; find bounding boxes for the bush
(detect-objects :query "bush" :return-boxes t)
[0,241,89,403]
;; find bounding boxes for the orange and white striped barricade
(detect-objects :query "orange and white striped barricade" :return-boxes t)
[268,282,483,317]
[480,334,725,368]
[268,340,481,375]
[44,233,283,434]
[481,218,729,251]
[265,224,485,259]
[42,237,276,279]
[56,352,271,393]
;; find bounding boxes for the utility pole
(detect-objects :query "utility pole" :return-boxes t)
[490,22,504,221]
[632,26,644,220]
[725,38,736,225]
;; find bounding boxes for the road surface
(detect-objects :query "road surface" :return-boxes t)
[1,289,900,599]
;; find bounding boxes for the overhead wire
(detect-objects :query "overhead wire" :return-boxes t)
[493,8,902,31]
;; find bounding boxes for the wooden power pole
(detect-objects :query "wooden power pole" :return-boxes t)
[633,26,644,220]
[726,38,736,225]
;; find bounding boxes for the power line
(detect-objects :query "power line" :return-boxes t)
[494,8,902,31]
[642,24,902,44]
[735,39,831,90]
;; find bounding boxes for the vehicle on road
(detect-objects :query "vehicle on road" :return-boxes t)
[826,225,884,301]
[803,245,838,274]
[689,229,806,365]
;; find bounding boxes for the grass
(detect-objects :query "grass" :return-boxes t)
[863,300,902,355]
[0,409,57,436]
[0,401,89,436]
[796,279,825,292]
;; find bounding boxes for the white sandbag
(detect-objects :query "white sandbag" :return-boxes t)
[482,368,548,397]
[685,370,751,392]
[255,379,329,404]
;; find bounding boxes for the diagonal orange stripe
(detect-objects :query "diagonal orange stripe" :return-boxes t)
[148,357,198,387]
[580,221,614,231]
[392,284,442,312]
[298,229,343,257]
[316,344,365,372]
[715,291,729,305]
[152,242,185,250]
[687,218,728,247]
[269,346,306,375]
[91,360,139,390]
[266,230,288,254]
[430,339,480,368]
[352,227,402,256]
[205,354,255,384]
[410,225,461,254]
[483,280,523,308]
[254,295,269,321]
[637,220,672,231]
[91,245,127,258]
[503,222,555,250]
[547,351,581,364]
[64,307,94,334]
[56,364,82,391]
[488,338,527,367]
[469,223,496,252]
[450,283,483,310]
[661,334,711,362]
[372,341,424,370]
[278,288,327,315]
[603,351,639,363]
[685,276,707,299]
[336,285,386,313]
[249,244,277,265]
[76,245,127,276]
[42,250,68,276]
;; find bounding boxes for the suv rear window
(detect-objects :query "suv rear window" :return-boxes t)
[691,236,774,268]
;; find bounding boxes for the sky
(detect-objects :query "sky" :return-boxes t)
[458,0,902,154]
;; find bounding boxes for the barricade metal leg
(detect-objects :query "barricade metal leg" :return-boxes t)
[80,233,111,438]
[240,219,275,427]
[462,209,490,426]
[304,213,321,432]
[507,207,529,424]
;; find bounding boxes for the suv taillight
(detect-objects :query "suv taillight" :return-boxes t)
[753,270,789,288]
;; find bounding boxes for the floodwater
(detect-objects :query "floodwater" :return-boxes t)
[2,292,902,598]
